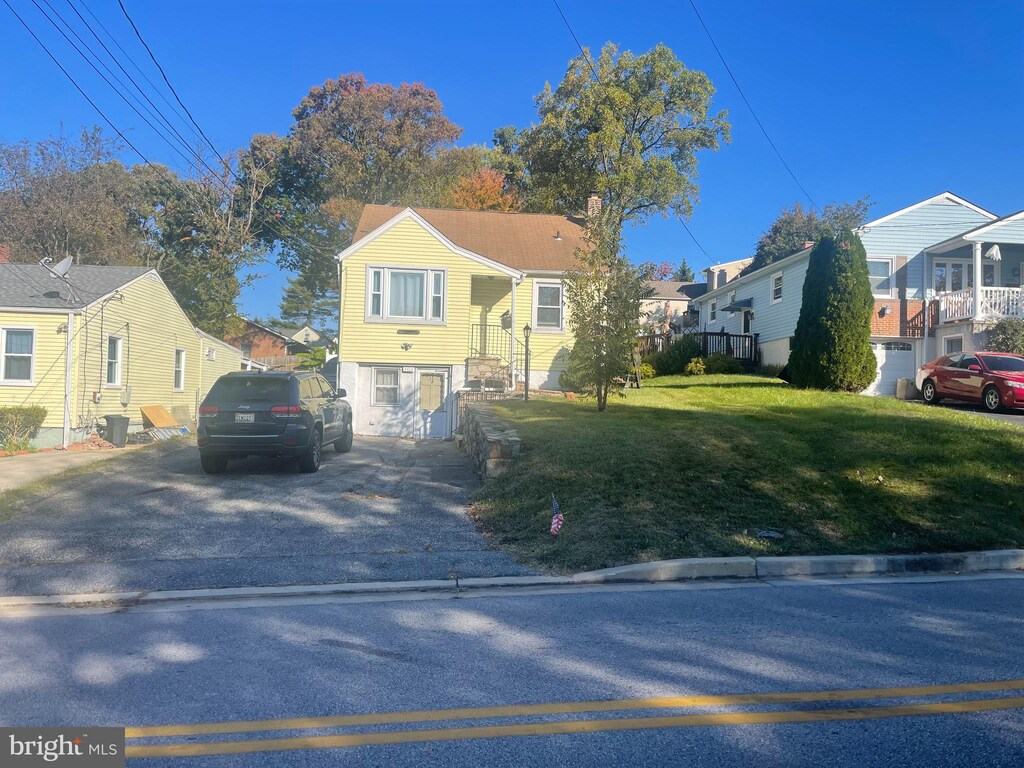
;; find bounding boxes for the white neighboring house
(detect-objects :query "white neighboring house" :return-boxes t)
[693,192,1012,396]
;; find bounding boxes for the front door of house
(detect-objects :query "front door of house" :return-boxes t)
[416,370,448,439]
[742,310,752,334]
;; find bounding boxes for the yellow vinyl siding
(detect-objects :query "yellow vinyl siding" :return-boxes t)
[339,217,575,384]
[513,276,572,373]
[199,339,242,396]
[341,217,513,365]
[72,272,202,428]
[0,311,70,429]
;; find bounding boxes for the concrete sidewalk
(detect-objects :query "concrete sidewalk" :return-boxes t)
[0,446,141,493]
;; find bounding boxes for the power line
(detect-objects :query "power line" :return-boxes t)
[0,0,152,164]
[687,0,820,213]
[78,0,192,131]
[62,0,201,160]
[28,0,206,174]
[115,0,229,169]
[550,0,718,268]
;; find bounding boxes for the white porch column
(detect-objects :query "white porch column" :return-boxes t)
[973,241,983,318]
[509,277,519,388]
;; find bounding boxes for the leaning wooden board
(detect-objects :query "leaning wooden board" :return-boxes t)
[139,404,179,428]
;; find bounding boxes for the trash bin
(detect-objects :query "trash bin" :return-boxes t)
[102,415,130,448]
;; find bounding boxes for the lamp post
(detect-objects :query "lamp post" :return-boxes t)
[523,324,532,402]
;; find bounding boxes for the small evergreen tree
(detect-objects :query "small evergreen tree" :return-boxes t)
[788,230,876,391]
[672,258,695,282]
[563,210,646,411]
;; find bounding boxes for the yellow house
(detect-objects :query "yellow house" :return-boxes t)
[0,264,241,448]
[336,204,589,439]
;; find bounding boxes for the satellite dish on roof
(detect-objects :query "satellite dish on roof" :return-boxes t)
[39,255,73,279]
[50,255,73,278]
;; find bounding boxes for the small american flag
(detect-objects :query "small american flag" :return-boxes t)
[550,495,564,536]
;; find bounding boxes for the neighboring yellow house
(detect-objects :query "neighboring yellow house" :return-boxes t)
[0,264,241,448]
[336,204,589,439]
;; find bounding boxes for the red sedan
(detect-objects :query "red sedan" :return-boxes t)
[917,352,1024,412]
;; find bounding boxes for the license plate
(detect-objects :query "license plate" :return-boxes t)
[234,413,255,423]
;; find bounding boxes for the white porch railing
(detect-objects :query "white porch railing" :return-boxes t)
[937,287,1024,322]
[939,289,973,322]
[979,287,1024,319]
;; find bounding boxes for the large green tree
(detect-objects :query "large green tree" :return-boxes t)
[519,43,729,229]
[788,230,876,391]
[0,127,152,265]
[523,43,728,408]
[0,127,273,336]
[246,73,486,317]
[279,272,339,338]
[743,199,871,275]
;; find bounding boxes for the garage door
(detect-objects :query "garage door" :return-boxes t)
[865,340,916,396]
[355,365,451,439]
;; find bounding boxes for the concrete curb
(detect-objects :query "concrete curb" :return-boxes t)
[1,549,1022,610]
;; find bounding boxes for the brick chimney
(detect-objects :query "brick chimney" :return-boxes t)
[0,244,10,263]
[586,192,602,218]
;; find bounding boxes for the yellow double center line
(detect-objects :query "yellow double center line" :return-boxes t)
[125,679,1024,759]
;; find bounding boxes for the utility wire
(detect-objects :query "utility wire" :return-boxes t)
[550,0,718,268]
[687,0,820,213]
[78,0,192,131]
[28,0,207,174]
[115,0,230,169]
[0,0,151,164]
[62,0,201,161]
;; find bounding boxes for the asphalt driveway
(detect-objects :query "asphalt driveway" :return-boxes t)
[0,438,531,596]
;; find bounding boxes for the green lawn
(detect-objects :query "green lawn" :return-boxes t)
[472,374,1024,573]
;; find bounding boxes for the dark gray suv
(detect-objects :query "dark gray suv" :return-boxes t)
[197,371,353,474]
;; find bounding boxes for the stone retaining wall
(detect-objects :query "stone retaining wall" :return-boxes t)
[457,403,521,479]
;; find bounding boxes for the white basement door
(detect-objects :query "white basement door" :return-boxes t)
[865,340,916,397]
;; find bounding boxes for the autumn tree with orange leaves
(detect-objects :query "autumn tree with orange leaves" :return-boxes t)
[446,168,522,212]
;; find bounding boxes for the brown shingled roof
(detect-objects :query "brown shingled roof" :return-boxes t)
[352,205,589,272]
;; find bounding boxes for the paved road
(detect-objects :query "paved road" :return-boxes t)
[930,400,1024,427]
[0,438,529,596]
[1,575,1023,766]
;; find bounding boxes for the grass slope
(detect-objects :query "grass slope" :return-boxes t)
[473,375,1024,573]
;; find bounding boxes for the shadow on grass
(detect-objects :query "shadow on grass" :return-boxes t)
[474,392,1024,573]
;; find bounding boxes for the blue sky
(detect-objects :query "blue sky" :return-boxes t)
[2,0,1022,319]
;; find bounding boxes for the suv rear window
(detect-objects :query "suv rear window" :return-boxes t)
[210,377,291,402]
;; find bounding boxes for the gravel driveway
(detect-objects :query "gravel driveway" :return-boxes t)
[0,438,530,596]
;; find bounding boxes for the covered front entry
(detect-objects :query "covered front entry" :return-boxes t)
[355,365,452,439]
[865,339,916,396]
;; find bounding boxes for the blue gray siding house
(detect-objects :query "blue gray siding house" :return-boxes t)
[694,192,1021,396]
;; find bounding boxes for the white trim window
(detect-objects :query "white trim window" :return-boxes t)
[943,335,964,355]
[709,299,717,322]
[1,328,34,384]
[106,336,122,387]
[372,367,400,406]
[727,291,736,318]
[366,267,445,323]
[173,348,186,391]
[868,259,894,298]
[770,272,784,304]
[533,280,564,331]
